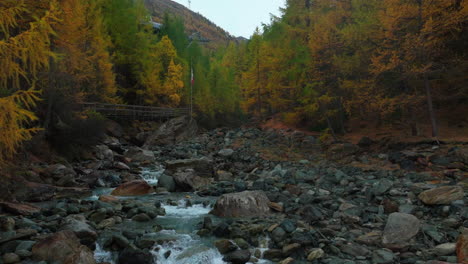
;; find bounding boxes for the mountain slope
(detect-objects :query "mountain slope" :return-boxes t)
[144,0,236,48]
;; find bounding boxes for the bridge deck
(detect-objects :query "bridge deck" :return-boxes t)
[81,103,189,120]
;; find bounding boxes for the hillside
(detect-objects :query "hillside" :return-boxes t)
[144,0,236,48]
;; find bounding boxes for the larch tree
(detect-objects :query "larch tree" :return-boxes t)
[0,0,59,164]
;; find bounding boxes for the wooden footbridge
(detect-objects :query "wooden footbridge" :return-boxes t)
[81,102,189,120]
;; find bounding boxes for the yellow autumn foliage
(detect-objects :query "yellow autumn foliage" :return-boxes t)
[0,89,42,164]
[0,0,58,164]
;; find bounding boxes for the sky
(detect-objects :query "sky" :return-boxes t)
[171,0,286,38]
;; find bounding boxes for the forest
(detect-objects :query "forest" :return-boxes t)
[1,1,468,264]
[1,0,467,164]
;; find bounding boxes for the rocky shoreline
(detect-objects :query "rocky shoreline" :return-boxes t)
[0,117,467,264]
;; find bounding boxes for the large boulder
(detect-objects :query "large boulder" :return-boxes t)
[111,180,153,196]
[382,213,420,249]
[32,230,96,264]
[211,191,271,218]
[418,186,464,205]
[143,116,198,148]
[124,147,155,163]
[172,170,213,191]
[165,157,213,177]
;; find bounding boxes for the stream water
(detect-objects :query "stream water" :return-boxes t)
[92,167,272,264]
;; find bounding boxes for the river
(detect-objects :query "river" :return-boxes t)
[90,166,272,264]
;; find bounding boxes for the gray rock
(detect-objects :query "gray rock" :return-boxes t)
[117,247,154,264]
[218,149,234,157]
[418,186,464,205]
[432,243,456,256]
[223,250,251,264]
[211,191,271,218]
[382,213,420,249]
[157,175,176,192]
[280,219,296,233]
[15,249,31,258]
[372,179,393,196]
[0,218,15,232]
[132,213,151,222]
[307,248,324,261]
[60,215,97,244]
[172,170,213,191]
[2,253,20,264]
[143,116,197,147]
[124,147,155,163]
[15,241,35,252]
[372,249,395,264]
[271,227,286,243]
[340,243,370,257]
[165,157,213,177]
[214,239,237,254]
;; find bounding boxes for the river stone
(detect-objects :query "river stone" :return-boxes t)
[132,213,151,222]
[218,149,234,157]
[210,191,271,218]
[418,186,464,205]
[371,179,393,196]
[117,247,153,264]
[32,230,96,264]
[165,157,213,177]
[456,228,468,263]
[16,241,35,252]
[223,250,251,264]
[157,175,176,192]
[172,170,212,191]
[3,253,20,264]
[372,249,395,264]
[271,227,287,243]
[263,249,284,260]
[280,219,296,233]
[307,248,325,261]
[16,249,32,258]
[282,243,301,255]
[433,243,456,256]
[99,195,119,203]
[0,217,15,232]
[382,213,420,248]
[214,239,237,254]
[0,202,41,216]
[60,215,97,245]
[111,180,153,196]
[124,147,155,163]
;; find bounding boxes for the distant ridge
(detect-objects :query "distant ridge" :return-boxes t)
[144,0,241,48]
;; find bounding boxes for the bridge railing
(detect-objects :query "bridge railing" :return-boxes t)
[81,102,189,120]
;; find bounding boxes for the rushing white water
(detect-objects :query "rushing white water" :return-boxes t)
[152,230,225,264]
[94,243,115,264]
[141,166,164,185]
[253,236,273,264]
[161,200,212,218]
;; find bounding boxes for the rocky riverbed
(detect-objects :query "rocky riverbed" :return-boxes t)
[0,118,467,264]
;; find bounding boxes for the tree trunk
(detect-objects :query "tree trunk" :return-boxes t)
[338,97,346,135]
[409,106,419,136]
[326,116,338,142]
[424,73,438,137]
